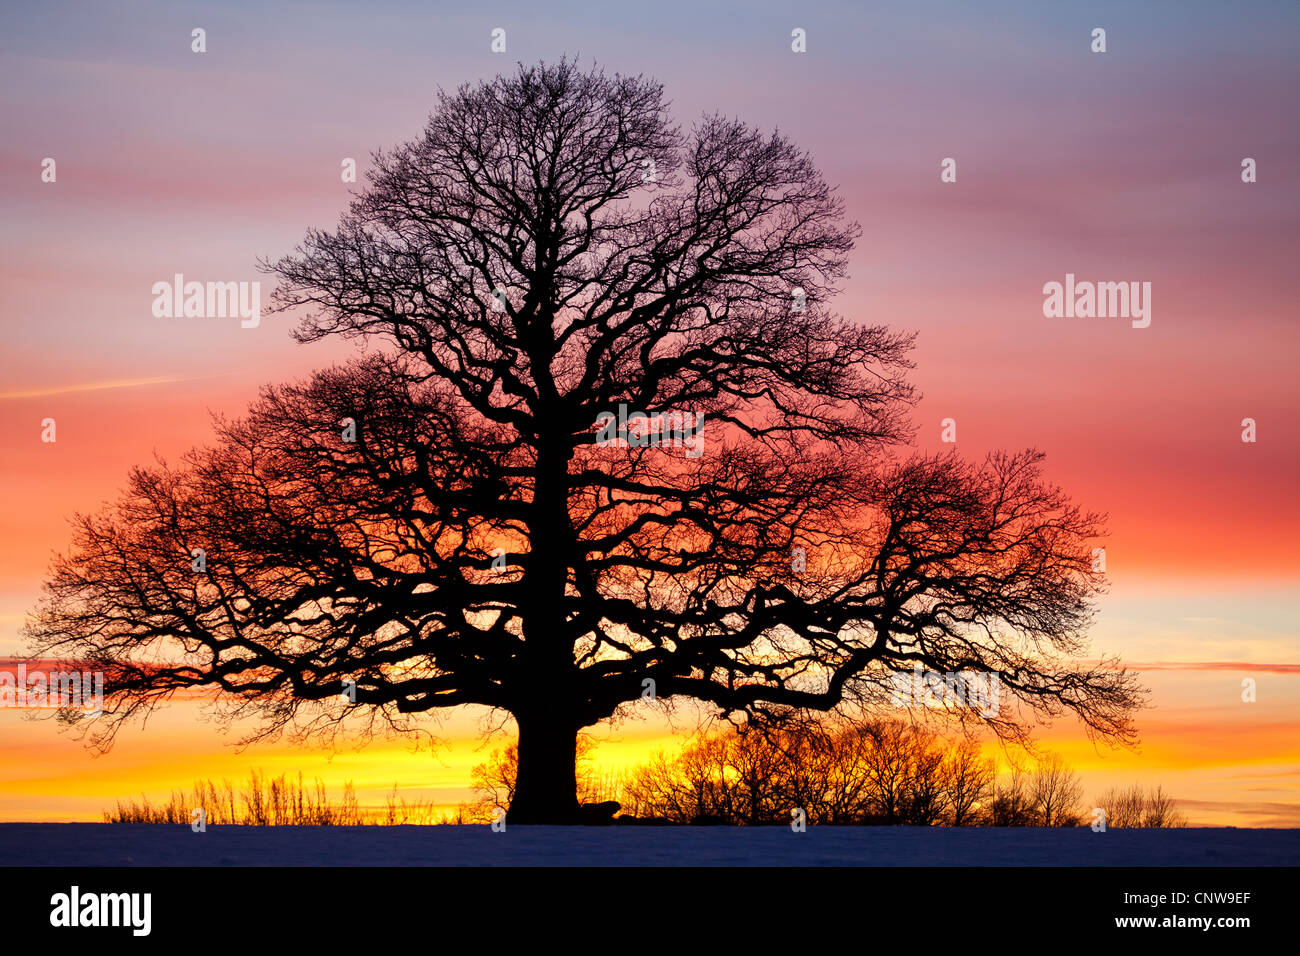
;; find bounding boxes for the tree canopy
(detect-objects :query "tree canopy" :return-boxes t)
[25,58,1144,823]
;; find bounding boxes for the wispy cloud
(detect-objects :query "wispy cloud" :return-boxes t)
[1175,799,1300,828]
[1130,661,1300,674]
[1084,659,1300,674]
[0,376,187,400]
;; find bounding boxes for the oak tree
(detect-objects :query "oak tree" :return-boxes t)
[26,59,1143,823]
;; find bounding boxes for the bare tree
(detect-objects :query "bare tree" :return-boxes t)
[901,727,948,825]
[470,743,521,812]
[801,720,874,825]
[24,58,1144,823]
[619,720,1016,827]
[1096,783,1187,829]
[622,734,736,823]
[1030,753,1084,827]
[992,764,1033,827]
[1141,784,1187,828]
[861,721,913,823]
[620,750,689,821]
[1097,784,1146,829]
[725,728,786,826]
[942,740,996,826]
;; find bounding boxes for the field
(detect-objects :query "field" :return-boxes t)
[2,824,1296,867]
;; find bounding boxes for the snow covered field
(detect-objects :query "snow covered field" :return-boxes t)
[2,823,1296,866]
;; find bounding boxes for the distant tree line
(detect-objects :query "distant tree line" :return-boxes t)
[1094,783,1188,829]
[617,721,1063,826]
[103,770,447,826]
[473,721,1189,828]
[101,727,1188,828]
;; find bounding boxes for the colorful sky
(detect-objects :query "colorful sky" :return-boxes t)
[1,0,1297,825]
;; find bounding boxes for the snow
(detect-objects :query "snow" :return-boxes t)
[1,823,1296,866]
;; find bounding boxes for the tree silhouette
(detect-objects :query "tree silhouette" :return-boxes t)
[25,58,1144,823]
[620,721,999,826]
[944,739,996,827]
[1029,752,1085,827]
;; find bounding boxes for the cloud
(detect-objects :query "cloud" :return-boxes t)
[1084,659,1300,674]
[0,376,186,400]
[1129,661,1300,674]
[1174,799,1300,828]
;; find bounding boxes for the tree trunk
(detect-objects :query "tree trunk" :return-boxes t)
[509,428,582,825]
[507,708,580,824]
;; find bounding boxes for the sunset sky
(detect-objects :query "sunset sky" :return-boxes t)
[1,0,1297,825]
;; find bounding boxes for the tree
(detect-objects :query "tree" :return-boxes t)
[942,739,996,826]
[788,718,873,825]
[1029,753,1084,827]
[471,734,612,814]
[991,763,1033,827]
[24,58,1144,824]
[899,726,948,825]
[1141,784,1187,828]
[471,743,521,812]
[622,733,737,824]
[617,719,999,826]
[862,720,912,823]
[725,727,787,826]
[1096,783,1187,829]
[1097,784,1146,829]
